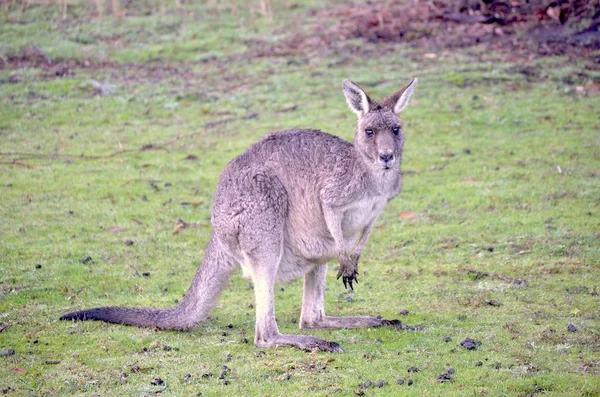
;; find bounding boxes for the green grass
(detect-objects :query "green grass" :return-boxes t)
[1,1,599,396]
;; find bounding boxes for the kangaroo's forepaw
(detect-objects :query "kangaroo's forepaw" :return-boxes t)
[344,273,359,290]
[337,253,360,290]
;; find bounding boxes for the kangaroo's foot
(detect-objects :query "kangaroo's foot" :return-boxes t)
[301,315,408,330]
[255,333,343,353]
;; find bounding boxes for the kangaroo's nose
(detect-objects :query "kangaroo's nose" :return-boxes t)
[379,153,394,163]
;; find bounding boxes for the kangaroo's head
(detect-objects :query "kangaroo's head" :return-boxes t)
[343,78,417,172]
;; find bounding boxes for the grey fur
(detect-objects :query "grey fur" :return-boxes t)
[60,78,418,353]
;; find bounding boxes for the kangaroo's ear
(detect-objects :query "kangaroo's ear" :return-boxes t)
[383,78,418,114]
[343,80,372,117]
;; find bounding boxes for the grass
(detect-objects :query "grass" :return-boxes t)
[1,1,599,396]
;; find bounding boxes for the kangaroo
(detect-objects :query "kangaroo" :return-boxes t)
[60,78,417,352]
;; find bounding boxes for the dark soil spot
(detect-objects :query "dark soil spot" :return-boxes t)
[568,323,578,332]
[1,348,15,356]
[218,365,229,379]
[460,338,482,350]
[44,360,60,365]
[468,270,529,286]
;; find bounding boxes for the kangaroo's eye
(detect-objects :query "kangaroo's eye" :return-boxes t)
[392,127,400,135]
[365,129,374,137]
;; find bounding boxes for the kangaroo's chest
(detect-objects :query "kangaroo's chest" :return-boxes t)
[341,195,387,237]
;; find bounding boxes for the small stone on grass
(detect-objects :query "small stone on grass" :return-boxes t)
[460,337,482,350]
[150,377,163,386]
[1,348,15,356]
[358,380,372,388]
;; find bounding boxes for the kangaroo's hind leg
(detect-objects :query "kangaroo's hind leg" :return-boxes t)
[300,263,405,330]
[247,248,341,352]
[224,171,342,352]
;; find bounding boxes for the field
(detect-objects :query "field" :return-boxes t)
[1,1,599,395]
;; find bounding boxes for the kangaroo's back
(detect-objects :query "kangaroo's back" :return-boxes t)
[225,129,359,195]
[227,129,355,178]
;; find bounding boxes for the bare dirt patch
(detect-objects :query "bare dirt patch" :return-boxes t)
[0,45,116,79]
[327,0,599,59]
[258,0,599,63]
[0,45,199,84]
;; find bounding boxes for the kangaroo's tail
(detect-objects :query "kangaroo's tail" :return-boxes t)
[60,233,236,330]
